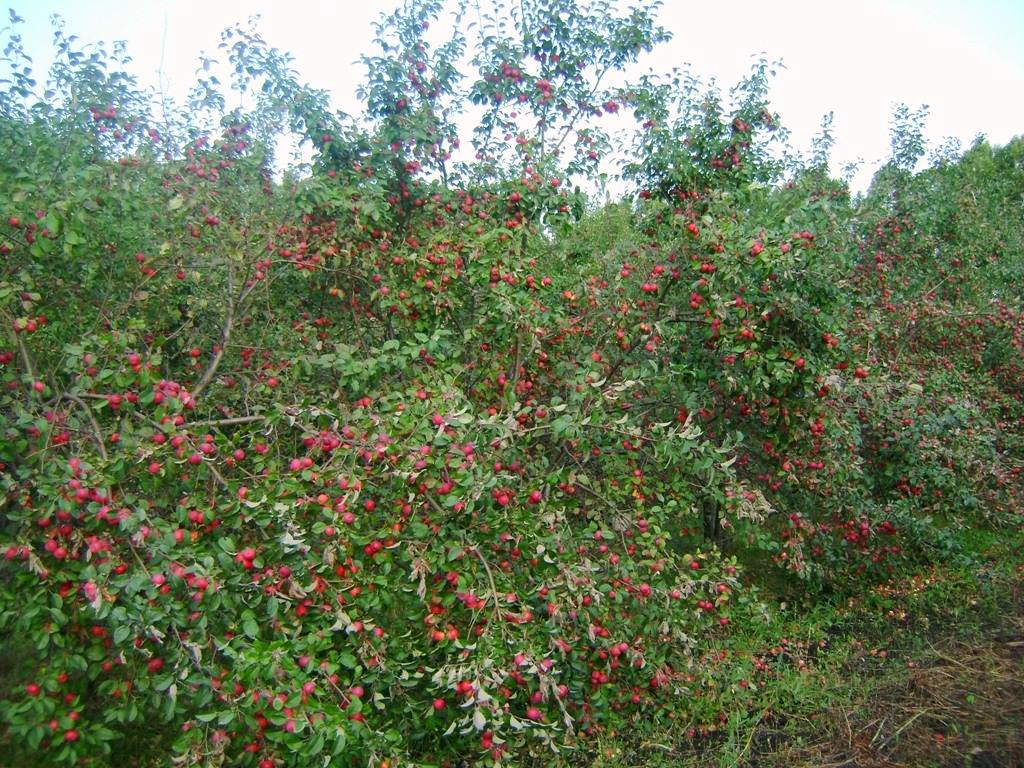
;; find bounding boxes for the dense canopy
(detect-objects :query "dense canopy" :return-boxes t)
[0,2,1021,766]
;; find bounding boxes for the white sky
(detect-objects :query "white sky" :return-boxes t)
[5,0,1024,192]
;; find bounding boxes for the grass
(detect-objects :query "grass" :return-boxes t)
[576,529,1024,768]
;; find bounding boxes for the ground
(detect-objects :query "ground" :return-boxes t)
[576,530,1024,768]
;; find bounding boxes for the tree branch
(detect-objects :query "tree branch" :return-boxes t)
[15,331,37,381]
[469,545,505,631]
[192,265,256,399]
[188,415,266,428]
[1,308,38,380]
[53,393,108,461]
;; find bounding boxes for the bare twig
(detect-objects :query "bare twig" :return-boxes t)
[469,545,505,631]
[15,331,37,380]
[205,461,230,491]
[876,710,927,751]
[192,268,236,399]
[53,393,108,461]
[192,267,260,400]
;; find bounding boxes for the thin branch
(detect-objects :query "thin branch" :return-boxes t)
[15,331,37,381]
[507,326,522,386]
[604,332,646,382]
[206,461,230,491]
[53,393,108,461]
[469,546,505,630]
[0,228,30,251]
[192,265,256,399]
[187,415,266,428]
[551,65,613,158]
[1,307,39,380]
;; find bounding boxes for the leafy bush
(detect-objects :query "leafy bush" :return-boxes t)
[0,2,1021,766]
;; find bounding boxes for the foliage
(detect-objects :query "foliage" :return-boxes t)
[0,3,1021,767]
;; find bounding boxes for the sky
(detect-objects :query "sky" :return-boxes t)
[4,0,1024,192]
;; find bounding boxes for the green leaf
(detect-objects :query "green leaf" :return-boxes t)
[338,652,357,669]
[332,727,348,755]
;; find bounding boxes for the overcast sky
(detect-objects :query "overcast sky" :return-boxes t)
[5,0,1023,191]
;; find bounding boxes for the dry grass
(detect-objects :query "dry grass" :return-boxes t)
[772,636,1024,768]
[753,579,1024,768]
[580,556,1024,768]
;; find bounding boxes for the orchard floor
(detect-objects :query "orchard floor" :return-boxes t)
[576,530,1024,768]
